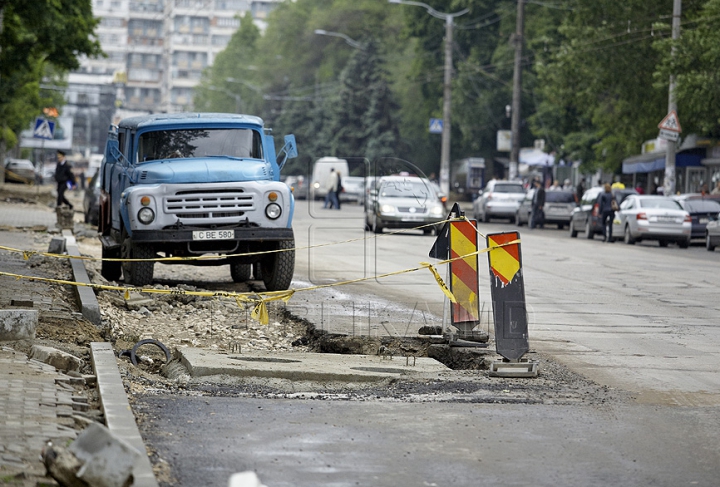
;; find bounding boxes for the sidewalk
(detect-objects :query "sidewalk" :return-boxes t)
[0,188,156,486]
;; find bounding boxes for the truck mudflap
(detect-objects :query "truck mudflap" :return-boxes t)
[129,227,295,243]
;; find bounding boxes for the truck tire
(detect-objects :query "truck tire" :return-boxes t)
[121,232,155,286]
[101,246,122,282]
[261,239,295,291]
[230,262,252,282]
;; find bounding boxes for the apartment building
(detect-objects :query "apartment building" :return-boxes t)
[79,0,279,114]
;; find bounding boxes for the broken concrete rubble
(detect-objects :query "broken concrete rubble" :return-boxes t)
[0,309,37,341]
[30,344,84,373]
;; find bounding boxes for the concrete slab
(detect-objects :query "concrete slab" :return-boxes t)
[177,348,450,382]
[62,230,101,326]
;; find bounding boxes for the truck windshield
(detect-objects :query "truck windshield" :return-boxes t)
[137,128,263,162]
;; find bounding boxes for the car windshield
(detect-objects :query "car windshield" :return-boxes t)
[137,128,263,162]
[639,198,682,210]
[684,200,720,213]
[546,191,575,203]
[493,184,524,193]
[379,180,435,199]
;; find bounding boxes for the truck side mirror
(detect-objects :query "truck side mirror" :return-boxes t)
[276,135,297,171]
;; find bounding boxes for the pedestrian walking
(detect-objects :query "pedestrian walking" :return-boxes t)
[530,179,545,229]
[335,173,343,210]
[323,168,340,209]
[54,150,76,209]
[599,183,617,242]
[575,177,586,203]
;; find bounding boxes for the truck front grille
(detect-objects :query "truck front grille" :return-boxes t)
[164,190,254,220]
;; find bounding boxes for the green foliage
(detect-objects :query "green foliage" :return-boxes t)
[0,0,102,147]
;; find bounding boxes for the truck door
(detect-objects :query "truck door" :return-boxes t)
[109,129,130,231]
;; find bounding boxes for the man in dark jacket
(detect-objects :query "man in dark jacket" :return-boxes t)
[530,179,545,229]
[54,150,76,209]
[598,183,615,242]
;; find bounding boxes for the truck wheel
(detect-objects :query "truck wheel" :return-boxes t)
[121,235,155,286]
[101,246,122,282]
[261,239,295,291]
[230,262,252,282]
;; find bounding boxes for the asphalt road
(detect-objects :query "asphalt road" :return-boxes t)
[134,199,720,487]
[289,201,720,406]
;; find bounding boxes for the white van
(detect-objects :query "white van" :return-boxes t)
[310,157,349,200]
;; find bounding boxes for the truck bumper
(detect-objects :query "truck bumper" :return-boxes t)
[130,227,294,243]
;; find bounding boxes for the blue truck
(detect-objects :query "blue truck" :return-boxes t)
[97,113,297,291]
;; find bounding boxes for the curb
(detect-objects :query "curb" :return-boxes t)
[90,342,159,487]
[62,229,101,326]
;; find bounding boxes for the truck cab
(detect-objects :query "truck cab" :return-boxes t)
[98,113,297,291]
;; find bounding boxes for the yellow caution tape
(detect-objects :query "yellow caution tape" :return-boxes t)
[0,217,521,325]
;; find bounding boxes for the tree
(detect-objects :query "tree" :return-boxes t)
[654,0,720,137]
[0,0,101,158]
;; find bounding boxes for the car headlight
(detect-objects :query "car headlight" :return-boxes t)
[265,203,282,220]
[137,207,155,224]
[380,204,395,214]
[430,205,444,216]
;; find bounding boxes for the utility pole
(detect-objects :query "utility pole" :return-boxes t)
[388,0,468,196]
[663,0,682,197]
[509,0,525,181]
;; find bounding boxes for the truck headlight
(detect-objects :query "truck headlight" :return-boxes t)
[138,207,155,224]
[265,203,282,220]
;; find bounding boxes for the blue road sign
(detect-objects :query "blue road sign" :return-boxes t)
[429,118,443,134]
[33,118,55,140]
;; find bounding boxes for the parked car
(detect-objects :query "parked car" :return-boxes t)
[516,189,576,229]
[672,195,720,239]
[705,211,720,251]
[340,176,365,203]
[284,175,308,200]
[473,180,526,222]
[4,158,36,184]
[611,195,691,247]
[569,187,638,238]
[83,171,102,225]
[365,176,445,235]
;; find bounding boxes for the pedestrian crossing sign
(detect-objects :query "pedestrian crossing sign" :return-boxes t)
[33,118,55,140]
[429,118,443,134]
[658,110,681,133]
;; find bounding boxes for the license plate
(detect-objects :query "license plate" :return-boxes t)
[192,230,235,240]
[657,216,676,223]
[700,217,709,224]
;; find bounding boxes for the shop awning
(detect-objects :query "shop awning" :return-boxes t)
[622,150,704,174]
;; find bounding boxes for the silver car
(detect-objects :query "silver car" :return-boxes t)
[612,195,691,248]
[516,189,576,229]
[473,180,525,222]
[706,211,720,251]
[365,176,445,235]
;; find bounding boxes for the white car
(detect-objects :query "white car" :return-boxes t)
[612,195,691,248]
[473,180,526,222]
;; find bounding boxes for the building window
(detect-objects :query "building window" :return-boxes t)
[215,16,240,28]
[215,0,248,10]
[211,35,230,46]
[101,17,124,28]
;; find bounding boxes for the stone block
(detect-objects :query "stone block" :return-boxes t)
[68,422,141,487]
[30,345,84,373]
[55,208,74,229]
[0,309,37,341]
[48,237,66,255]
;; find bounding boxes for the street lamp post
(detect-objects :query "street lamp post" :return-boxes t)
[314,29,364,50]
[389,0,469,196]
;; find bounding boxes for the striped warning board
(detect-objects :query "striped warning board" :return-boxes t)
[486,232,528,361]
[450,219,480,331]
